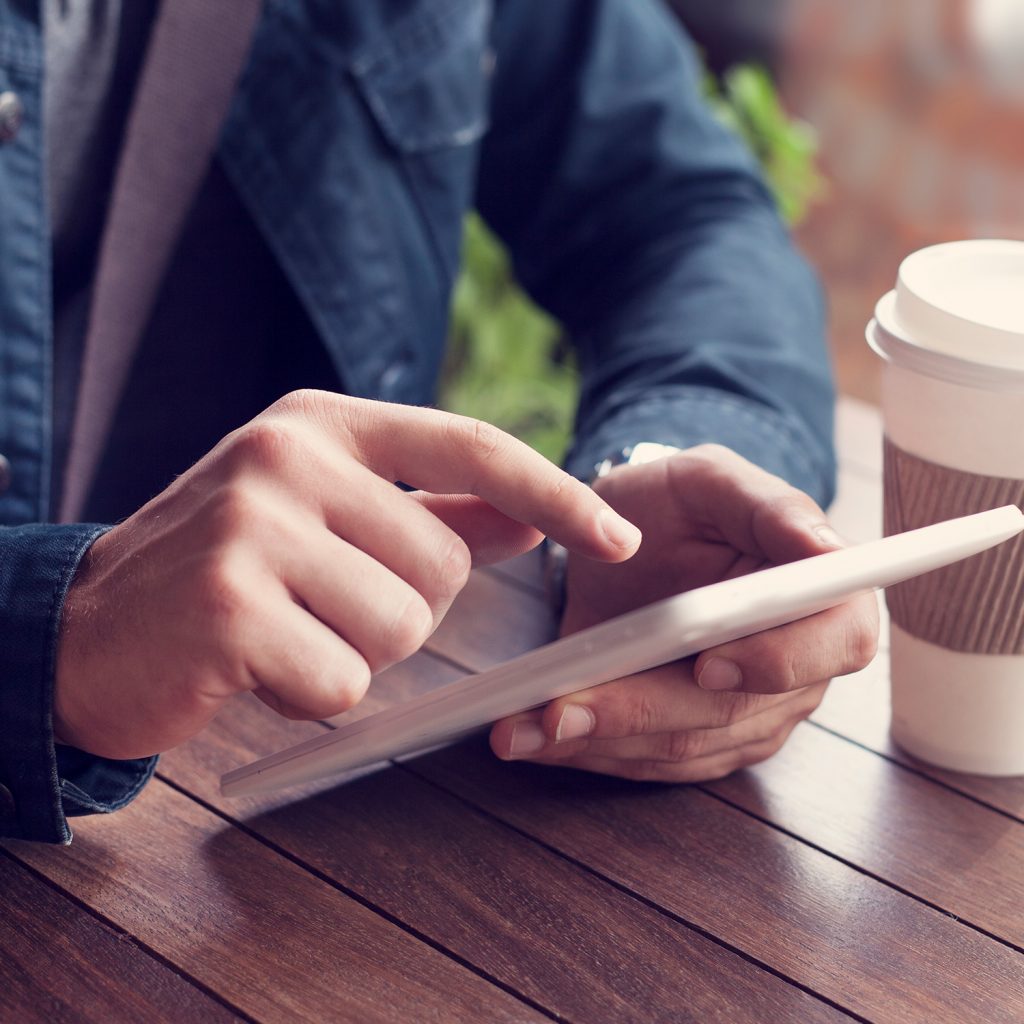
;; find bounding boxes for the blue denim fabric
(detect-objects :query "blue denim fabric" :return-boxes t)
[0,521,155,842]
[0,0,834,842]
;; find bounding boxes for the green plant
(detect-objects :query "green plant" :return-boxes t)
[703,64,826,225]
[442,213,576,464]
[440,63,823,459]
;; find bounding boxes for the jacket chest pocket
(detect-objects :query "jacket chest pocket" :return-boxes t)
[350,0,494,281]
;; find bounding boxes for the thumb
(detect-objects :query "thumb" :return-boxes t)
[411,492,545,566]
[757,504,848,564]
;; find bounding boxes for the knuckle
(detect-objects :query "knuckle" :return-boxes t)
[665,729,704,763]
[687,442,734,465]
[546,469,587,516]
[381,594,433,665]
[714,689,763,726]
[548,470,573,503]
[448,414,504,463]
[299,659,372,720]
[626,690,660,737]
[770,650,802,694]
[751,491,816,542]
[469,418,503,461]
[436,536,472,598]
[332,659,373,714]
[232,419,300,474]
[197,557,246,637]
[680,444,750,481]
[272,388,329,419]
[205,485,262,541]
[846,612,880,672]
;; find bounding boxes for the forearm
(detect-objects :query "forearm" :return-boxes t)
[563,205,833,501]
[480,0,834,503]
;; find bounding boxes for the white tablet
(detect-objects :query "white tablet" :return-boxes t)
[221,505,1024,798]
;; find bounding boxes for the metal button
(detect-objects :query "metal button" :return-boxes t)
[0,454,10,494]
[0,91,24,144]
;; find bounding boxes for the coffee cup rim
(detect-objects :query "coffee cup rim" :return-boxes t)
[897,241,1024,355]
[869,291,1024,390]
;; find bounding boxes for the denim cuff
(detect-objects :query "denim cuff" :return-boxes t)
[0,522,156,844]
[57,745,157,819]
[566,385,836,508]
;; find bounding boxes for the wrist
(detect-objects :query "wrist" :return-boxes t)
[550,442,682,619]
[592,442,682,482]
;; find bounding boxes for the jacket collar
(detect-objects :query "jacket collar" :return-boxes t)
[59,0,263,522]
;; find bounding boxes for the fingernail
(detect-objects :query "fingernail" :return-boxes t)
[508,721,547,758]
[813,524,846,549]
[555,704,595,742]
[599,508,642,551]
[698,658,742,691]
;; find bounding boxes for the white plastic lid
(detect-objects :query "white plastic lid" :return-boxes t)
[868,293,1024,391]
[890,239,1024,370]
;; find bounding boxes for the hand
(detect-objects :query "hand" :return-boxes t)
[54,391,642,759]
[490,444,879,781]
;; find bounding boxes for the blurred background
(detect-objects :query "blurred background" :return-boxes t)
[781,0,1024,404]
[442,0,1024,459]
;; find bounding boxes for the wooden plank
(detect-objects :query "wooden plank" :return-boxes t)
[705,719,1024,946]
[484,550,546,595]
[163,689,850,1024]
[911,762,1024,821]
[0,854,241,1024]
[454,544,1024,937]
[427,567,555,668]
[812,655,1024,821]
[324,651,464,727]
[411,739,1024,1024]
[5,781,542,1024]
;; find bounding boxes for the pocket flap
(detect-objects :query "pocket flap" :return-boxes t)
[350,0,492,153]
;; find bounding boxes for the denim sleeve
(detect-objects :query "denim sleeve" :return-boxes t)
[0,523,156,844]
[479,0,835,506]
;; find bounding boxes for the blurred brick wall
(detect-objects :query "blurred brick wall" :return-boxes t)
[779,0,1024,403]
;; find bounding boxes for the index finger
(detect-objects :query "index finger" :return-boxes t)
[326,396,642,561]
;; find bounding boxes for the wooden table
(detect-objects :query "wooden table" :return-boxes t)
[4,397,1024,1023]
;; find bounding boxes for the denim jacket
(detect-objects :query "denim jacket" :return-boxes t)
[0,0,834,842]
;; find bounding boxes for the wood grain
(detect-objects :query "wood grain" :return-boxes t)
[812,660,1024,822]
[0,854,241,1024]
[411,741,1024,1024]
[161,688,850,1024]
[484,551,546,595]
[8,397,1020,1024]
[5,781,542,1024]
[706,720,1024,946]
[427,567,556,669]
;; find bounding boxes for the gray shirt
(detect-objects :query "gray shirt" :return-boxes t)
[44,0,158,514]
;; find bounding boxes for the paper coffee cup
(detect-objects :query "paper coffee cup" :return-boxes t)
[867,239,1024,776]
